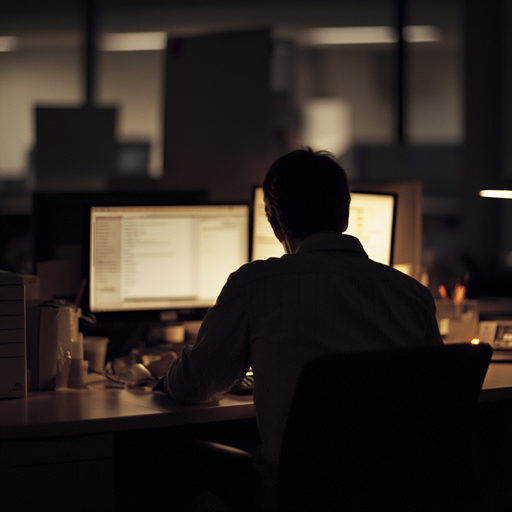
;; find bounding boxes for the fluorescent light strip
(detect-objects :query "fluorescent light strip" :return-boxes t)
[403,25,441,43]
[99,32,167,51]
[307,26,396,45]
[0,36,19,52]
[479,190,512,199]
[305,25,441,45]
[0,25,442,53]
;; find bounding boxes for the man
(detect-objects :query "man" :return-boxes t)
[157,147,443,508]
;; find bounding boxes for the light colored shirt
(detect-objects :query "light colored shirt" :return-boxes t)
[160,232,443,465]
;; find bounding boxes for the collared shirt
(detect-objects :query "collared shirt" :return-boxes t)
[160,232,443,465]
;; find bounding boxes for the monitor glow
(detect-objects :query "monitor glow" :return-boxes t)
[89,204,249,313]
[251,187,396,265]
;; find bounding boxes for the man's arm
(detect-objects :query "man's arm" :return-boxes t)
[158,279,251,403]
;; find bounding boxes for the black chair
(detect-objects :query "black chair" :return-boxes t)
[277,342,493,512]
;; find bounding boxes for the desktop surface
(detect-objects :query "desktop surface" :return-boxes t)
[0,362,510,442]
[0,379,255,441]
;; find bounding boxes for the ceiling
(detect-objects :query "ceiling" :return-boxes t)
[0,0,461,42]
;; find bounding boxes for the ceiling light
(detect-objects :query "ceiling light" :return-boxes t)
[304,25,441,46]
[99,32,167,52]
[479,189,512,199]
[403,25,441,43]
[306,26,396,45]
[0,36,19,52]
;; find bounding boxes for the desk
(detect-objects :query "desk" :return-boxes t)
[0,360,508,439]
[1,364,511,512]
[0,386,255,441]
[479,361,512,401]
[0,382,255,512]
[476,362,512,510]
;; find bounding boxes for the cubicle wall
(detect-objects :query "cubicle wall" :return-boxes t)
[162,29,273,203]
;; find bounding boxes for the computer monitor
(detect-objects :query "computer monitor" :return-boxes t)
[86,204,249,320]
[349,180,423,280]
[251,186,396,265]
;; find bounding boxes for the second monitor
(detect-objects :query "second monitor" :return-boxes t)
[251,186,396,265]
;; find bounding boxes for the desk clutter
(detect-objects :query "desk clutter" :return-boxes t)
[0,268,210,397]
[27,298,94,391]
[98,321,202,388]
[7,267,512,400]
[33,308,200,391]
[435,299,479,344]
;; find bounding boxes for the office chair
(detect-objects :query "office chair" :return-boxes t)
[277,342,493,512]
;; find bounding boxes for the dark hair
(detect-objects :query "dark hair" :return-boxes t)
[262,147,350,240]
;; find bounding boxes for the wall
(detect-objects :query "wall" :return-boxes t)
[296,45,462,146]
[0,48,81,177]
[0,43,165,179]
[97,49,165,178]
[0,35,462,182]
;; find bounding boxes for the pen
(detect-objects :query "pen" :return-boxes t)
[453,273,469,304]
[453,284,466,304]
[438,284,449,301]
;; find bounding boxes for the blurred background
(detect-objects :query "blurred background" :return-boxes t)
[0,0,510,299]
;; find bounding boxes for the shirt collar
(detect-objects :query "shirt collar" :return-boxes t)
[296,232,367,256]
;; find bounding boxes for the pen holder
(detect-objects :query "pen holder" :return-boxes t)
[435,300,479,344]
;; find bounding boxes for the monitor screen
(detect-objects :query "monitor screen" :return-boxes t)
[88,204,249,313]
[251,186,396,265]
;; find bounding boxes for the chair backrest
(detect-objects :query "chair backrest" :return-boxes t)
[277,342,493,512]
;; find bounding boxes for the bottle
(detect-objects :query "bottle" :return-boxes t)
[55,304,76,389]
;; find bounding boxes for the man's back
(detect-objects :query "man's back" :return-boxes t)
[160,148,443,474]
[230,232,442,465]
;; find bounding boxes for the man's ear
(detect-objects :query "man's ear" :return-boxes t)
[269,218,286,242]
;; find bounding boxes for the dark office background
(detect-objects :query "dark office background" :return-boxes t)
[0,0,511,298]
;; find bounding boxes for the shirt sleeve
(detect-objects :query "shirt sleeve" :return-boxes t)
[158,274,251,403]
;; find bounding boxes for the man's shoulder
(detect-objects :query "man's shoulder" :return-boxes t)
[370,261,413,279]
[230,256,291,281]
[216,258,291,300]
[362,259,432,294]
[228,254,432,300]
[382,264,436,303]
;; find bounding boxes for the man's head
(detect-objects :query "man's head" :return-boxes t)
[263,147,351,242]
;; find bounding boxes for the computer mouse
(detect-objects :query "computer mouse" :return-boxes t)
[116,363,153,383]
[230,373,254,395]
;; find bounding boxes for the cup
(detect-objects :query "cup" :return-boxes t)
[68,359,89,388]
[435,300,479,344]
[83,336,109,373]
